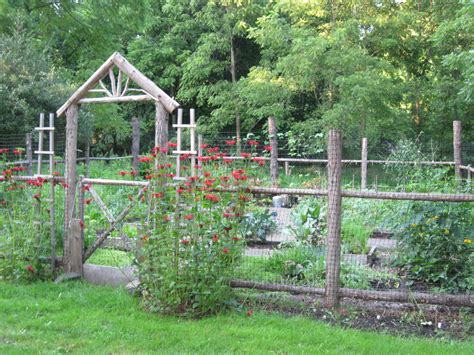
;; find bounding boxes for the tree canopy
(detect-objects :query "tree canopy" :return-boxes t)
[0,0,472,157]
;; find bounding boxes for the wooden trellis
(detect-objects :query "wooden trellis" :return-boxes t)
[172,108,197,178]
[34,113,56,269]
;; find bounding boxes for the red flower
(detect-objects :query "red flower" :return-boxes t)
[223,213,233,218]
[61,183,69,189]
[188,176,199,182]
[246,309,254,317]
[152,192,163,198]
[166,173,175,178]
[26,265,35,273]
[79,220,85,230]
[248,140,258,146]
[232,237,240,241]
[177,187,185,194]
[225,140,236,146]
[223,158,233,164]
[119,171,128,176]
[220,176,230,182]
[224,226,232,231]
[200,143,208,149]
[212,234,219,242]
[145,174,153,180]
[141,235,149,242]
[163,215,170,222]
[84,198,93,205]
[33,193,41,200]
[241,152,251,159]
[83,184,92,191]
[0,148,9,154]
[53,171,61,176]
[207,147,219,153]
[264,145,272,152]
[205,194,219,203]
[13,148,24,155]
[160,147,169,154]
[223,247,229,254]
[203,171,211,177]
[180,239,190,245]
[184,214,193,220]
[130,170,138,177]
[167,141,178,148]
[139,156,152,163]
[239,195,251,202]
[204,179,216,187]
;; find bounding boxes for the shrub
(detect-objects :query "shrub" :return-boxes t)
[394,201,473,293]
[138,144,261,317]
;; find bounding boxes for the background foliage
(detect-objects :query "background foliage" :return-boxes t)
[0,0,472,157]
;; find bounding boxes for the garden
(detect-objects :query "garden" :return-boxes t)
[1,1,474,352]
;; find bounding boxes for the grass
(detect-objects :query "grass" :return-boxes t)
[1,281,473,354]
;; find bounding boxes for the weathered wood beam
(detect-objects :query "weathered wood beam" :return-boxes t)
[78,95,154,104]
[57,53,116,116]
[99,80,113,97]
[113,53,179,113]
[121,76,130,96]
[109,69,117,96]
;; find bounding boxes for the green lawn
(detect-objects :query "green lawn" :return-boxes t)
[0,281,472,354]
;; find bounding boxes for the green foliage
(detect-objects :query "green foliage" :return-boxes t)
[265,244,391,290]
[240,207,277,242]
[341,219,371,255]
[288,198,326,245]
[0,27,68,134]
[394,202,474,293]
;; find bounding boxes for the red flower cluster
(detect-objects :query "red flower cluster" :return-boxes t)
[241,152,251,159]
[205,194,219,203]
[225,140,236,146]
[252,157,265,166]
[0,148,8,154]
[248,140,258,146]
[167,141,178,148]
[184,214,193,220]
[13,148,24,155]
[25,265,35,273]
[139,156,152,163]
[264,145,272,152]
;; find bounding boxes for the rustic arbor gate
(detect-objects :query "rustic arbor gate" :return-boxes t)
[56,52,179,274]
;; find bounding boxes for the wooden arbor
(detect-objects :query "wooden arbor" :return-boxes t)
[56,52,179,274]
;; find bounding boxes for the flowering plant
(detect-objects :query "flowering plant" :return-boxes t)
[0,149,55,281]
[138,143,260,316]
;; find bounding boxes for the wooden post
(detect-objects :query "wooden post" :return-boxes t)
[198,134,203,177]
[77,176,85,248]
[37,113,45,176]
[467,165,472,184]
[175,109,183,178]
[25,132,33,176]
[64,104,79,273]
[361,137,368,190]
[48,113,56,270]
[284,161,290,176]
[268,116,279,187]
[190,109,196,176]
[131,116,140,172]
[453,121,462,180]
[84,140,90,178]
[67,218,83,276]
[155,102,169,150]
[326,129,342,308]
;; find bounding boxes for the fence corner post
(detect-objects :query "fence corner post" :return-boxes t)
[453,120,462,180]
[268,116,279,187]
[361,137,368,190]
[326,129,342,308]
